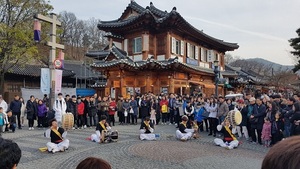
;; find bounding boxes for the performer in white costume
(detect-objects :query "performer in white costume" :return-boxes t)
[176,115,197,141]
[214,118,239,150]
[44,118,69,153]
[91,115,112,143]
[53,93,67,125]
[140,117,157,141]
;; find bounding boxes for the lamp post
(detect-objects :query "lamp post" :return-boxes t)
[214,60,219,97]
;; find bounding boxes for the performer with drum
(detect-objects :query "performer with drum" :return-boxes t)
[140,116,158,141]
[44,118,69,153]
[90,115,118,143]
[214,117,239,150]
[176,115,198,141]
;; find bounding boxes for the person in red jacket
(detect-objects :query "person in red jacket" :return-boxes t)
[77,97,85,129]
[159,96,169,125]
[108,98,117,126]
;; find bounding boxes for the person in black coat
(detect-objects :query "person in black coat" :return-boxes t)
[140,96,150,121]
[9,95,22,129]
[69,95,78,129]
[249,98,266,144]
[290,102,300,136]
[236,99,250,140]
[26,95,37,130]
[271,112,284,145]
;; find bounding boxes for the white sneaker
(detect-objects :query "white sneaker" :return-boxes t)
[29,127,31,131]
[72,127,75,130]
[84,125,87,129]
[31,127,34,130]
[169,123,172,125]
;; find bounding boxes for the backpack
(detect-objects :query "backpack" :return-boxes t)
[161,105,168,113]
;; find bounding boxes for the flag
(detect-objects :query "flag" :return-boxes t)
[58,50,65,69]
[34,20,41,42]
[40,68,50,94]
[54,70,62,94]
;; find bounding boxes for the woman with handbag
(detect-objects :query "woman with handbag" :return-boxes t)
[122,98,130,125]
[129,96,138,125]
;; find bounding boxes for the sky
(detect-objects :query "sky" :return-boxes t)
[49,0,300,65]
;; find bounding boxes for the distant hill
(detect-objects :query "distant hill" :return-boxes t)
[245,58,294,71]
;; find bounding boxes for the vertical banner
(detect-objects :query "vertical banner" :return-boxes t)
[34,20,41,42]
[54,69,62,94]
[40,68,50,94]
[207,50,214,62]
[58,50,64,69]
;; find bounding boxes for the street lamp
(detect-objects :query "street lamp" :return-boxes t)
[214,60,219,97]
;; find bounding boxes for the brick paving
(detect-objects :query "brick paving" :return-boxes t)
[1,121,268,169]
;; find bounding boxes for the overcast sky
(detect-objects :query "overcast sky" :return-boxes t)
[50,0,300,65]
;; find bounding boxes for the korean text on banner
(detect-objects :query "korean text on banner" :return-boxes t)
[40,68,50,94]
[54,69,62,94]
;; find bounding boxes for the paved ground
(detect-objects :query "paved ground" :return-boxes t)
[2,121,268,169]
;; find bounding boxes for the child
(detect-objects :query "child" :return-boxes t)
[271,112,284,145]
[0,107,6,136]
[194,102,204,132]
[261,117,272,147]
[150,108,156,125]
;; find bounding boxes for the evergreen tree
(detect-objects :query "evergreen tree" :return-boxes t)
[289,28,300,72]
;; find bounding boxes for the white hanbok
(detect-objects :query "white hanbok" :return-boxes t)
[45,128,69,153]
[214,125,239,149]
[53,98,67,124]
[140,128,156,141]
[176,129,195,140]
[91,126,112,143]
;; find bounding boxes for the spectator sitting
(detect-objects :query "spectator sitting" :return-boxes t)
[0,137,22,169]
[76,157,111,169]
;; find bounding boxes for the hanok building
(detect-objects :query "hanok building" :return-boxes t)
[87,1,239,98]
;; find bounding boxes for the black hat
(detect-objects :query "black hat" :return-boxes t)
[100,115,107,121]
[48,118,57,126]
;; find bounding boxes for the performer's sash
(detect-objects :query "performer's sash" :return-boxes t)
[180,122,187,128]
[224,126,236,141]
[99,122,107,131]
[52,129,63,142]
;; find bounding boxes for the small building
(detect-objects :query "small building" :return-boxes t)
[87,1,239,97]
[2,60,100,101]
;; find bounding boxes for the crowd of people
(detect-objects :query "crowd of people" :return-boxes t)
[2,90,300,168]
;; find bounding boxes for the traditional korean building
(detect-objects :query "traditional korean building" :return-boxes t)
[86,1,239,98]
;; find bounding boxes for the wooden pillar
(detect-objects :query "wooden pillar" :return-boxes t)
[146,73,150,93]
[153,35,157,59]
[166,32,171,59]
[120,70,126,98]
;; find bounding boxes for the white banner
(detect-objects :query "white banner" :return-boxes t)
[40,68,50,94]
[207,50,214,62]
[54,69,62,94]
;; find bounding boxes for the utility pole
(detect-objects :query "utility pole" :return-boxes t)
[34,13,64,108]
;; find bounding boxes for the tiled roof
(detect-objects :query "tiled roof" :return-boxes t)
[63,60,104,79]
[88,45,214,75]
[7,64,74,77]
[98,1,239,51]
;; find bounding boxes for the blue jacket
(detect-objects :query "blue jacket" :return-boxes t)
[195,107,204,122]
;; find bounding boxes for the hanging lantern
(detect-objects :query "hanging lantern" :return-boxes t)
[57,50,65,69]
[34,20,41,42]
